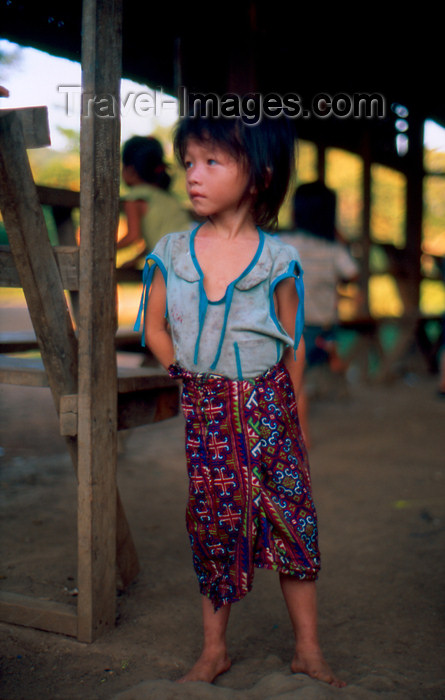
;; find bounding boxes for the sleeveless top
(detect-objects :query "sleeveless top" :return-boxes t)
[123,183,192,253]
[135,226,305,380]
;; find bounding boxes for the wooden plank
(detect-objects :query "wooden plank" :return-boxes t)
[0,591,77,637]
[36,185,80,209]
[0,331,39,353]
[0,329,147,353]
[0,329,154,366]
[0,107,50,149]
[117,366,176,393]
[0,354,177,394]
[0,245,80,290]
[0,356,48,386]
[76,0,124,643]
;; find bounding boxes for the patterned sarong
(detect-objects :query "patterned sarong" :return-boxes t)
[169,361,320,610]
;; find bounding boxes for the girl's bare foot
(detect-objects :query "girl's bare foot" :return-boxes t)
[291,648,346,688]
[178,649,231,684]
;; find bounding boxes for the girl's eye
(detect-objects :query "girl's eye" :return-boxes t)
[207,158,217,165]
[185,160,193,169]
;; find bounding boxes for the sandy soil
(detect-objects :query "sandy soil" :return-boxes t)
[0,307,444,699]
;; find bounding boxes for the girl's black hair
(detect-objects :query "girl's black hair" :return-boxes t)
[293,181,337,241]
[173,115,296,230]
[122,135,171,190]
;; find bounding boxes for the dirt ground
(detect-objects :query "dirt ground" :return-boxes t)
[0,307,444,699]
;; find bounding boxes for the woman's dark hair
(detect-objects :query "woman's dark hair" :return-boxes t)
[173,115,296,230]
[293,181,337,241]
[122,135,171,190]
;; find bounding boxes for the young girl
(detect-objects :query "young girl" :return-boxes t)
[135,115,345,688]
[117,135,192,268]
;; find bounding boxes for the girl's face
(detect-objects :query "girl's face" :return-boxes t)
[183,138,252,219]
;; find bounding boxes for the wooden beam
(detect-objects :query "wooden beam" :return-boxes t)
[0,245,79,290]
[404,112,424,312]
[0,331,40,354]
[117,366,177,393]
[360,130,371,316]
[0,592,77,637]
[36,185,80,209]
[0,354,178,400]
[317,144,326,182]
[0,107,50,149]
[0,329,154,356]
[0,356,48,386]
[77,0,124,643]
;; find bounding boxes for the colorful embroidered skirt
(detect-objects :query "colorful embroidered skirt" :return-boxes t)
[169,361,320,610]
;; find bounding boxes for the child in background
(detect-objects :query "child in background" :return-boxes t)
[280,181,360,444]
[135,116,345,688]
[117,135,192,267]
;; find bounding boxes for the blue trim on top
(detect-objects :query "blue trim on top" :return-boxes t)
[133,253,168,348]
[190,227,265,369]
[234,342,243,380]
[189,226,265,301]
[269,260,305,357]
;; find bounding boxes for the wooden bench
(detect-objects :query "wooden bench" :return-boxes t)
[0,354,179,433]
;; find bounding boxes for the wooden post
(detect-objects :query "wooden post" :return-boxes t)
[77,0,123,642]
[404,111,424,313]
[361,130,371,316]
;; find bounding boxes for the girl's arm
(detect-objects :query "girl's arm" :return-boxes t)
[274,276,306,399]
[144,266,175,370]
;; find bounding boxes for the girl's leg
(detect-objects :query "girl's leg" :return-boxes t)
[279,574,346,688]
[179,595,232,683]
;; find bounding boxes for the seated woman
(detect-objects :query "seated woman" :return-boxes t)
[117,135,193,268]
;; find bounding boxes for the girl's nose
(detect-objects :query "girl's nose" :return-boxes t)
[187,165,201,185]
